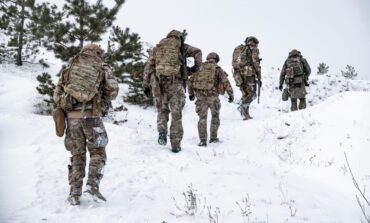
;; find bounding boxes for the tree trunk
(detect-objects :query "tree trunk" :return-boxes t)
[16,0,26,66]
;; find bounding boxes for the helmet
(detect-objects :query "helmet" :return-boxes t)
[245,36,259,45]
[288,49,301,57]
[80,44,103,58]
[206,52,220,63]
[166,29,182,39]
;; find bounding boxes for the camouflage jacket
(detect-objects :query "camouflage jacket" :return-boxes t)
[188,64,234,98]
[279,53,311,87]
[232,44,261,80]
[53,63,119,116]
[145,43,202,86]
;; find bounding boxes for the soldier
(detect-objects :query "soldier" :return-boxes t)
[143,29,202,153]
[53,44,119,205]
[279,49,311,111]
[188,52,234,146]
[232,36,262,120]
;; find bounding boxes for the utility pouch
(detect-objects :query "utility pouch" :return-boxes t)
[52,108,66,137]
[233,69,243,87]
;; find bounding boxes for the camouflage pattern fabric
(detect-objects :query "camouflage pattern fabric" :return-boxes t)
[154,37,181,77]
[189,64,233,98]
[54,63,118,116]
[65,117,108,196]
[189,61,233,142]
[232,40,261,116]
[279,50,311,106]
[54,47,118,200]
[193,62,216,90]
[156,78,186,148]
[149,37,202,149]
[291,98,306,111]
[195,96,221,142]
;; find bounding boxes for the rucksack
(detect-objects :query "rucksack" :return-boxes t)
[193,62,216,90]
[154,37,181,77]
[64,53,104,103]
[286,57,304,77]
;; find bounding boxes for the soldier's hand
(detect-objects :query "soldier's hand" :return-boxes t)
[258,80,262,87]
[189,95,195,101]
[228,95,234,103]
[279,85,283,91]
[144,87,151,97]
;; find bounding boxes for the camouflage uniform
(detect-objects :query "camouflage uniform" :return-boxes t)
[232,36,261,120]
[53,44,119,204]
[188,53,234,146]
[279,49,311,111]
[144,30,202,152]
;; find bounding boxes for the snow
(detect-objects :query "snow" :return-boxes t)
[0,63,370,223]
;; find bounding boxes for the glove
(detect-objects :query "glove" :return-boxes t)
[144,87,151,97]
[258,80,262,87]
[189,95,195,101]
[191,66,197,73]
[228,95,234,103]
[279,85,283,91]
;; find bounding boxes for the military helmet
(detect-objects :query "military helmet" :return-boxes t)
[206,52,220,63]
[166,29,182,39]
[245,36,259,45]
[80,44,103,58]
[288,49,301,57]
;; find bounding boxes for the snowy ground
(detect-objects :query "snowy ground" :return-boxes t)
[1,63,370,223]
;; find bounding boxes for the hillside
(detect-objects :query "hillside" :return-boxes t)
[0,63,370,223]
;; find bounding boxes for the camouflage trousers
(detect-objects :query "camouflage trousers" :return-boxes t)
[195,96,221,142]
[156,82,186,147]
[291,98,306,111]
[65,117,108,196]
[240,76,257,107]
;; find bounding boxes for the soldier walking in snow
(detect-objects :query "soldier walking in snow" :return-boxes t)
[188,52,234,146]
[279,49,311,111]
[53,44,119,205]
[143,29,202,153]
[232,36,262,120]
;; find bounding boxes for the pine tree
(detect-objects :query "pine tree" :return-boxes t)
[36,72,55,105]
[105,26,153,106]
[0,0,59,65]
[105,26,144,82]
[341,65,358,79]
[46,0,125,62]
[317,62,329,75]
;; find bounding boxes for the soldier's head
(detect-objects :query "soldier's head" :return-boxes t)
[206,52,220,63]
[166,29,182,39]
[80,44,103,58]
[289,49,301,57]
[245,36,259,46]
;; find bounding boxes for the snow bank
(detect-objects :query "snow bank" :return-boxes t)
[0,64,369,223]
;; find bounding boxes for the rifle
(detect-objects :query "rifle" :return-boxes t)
[257,80,261,104]
[179,30,188,92]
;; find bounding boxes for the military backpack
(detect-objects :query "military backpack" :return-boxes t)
[285,57,304,85]
[63,53,104,103]
[193,62,216,90]
[154,37,181,77]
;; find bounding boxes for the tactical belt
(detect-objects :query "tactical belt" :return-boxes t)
[67,110,94,118]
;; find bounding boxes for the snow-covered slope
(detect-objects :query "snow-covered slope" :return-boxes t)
[1,64,370,223]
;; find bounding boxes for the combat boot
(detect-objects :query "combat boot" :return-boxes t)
[237,105,247,120]
[84,185,107,202]
[158,131,167,145]
[209,138,219,143]
[171,146,181,153]
[198,140,207,147]
[67,194,80,205]
[244,106,253,120]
